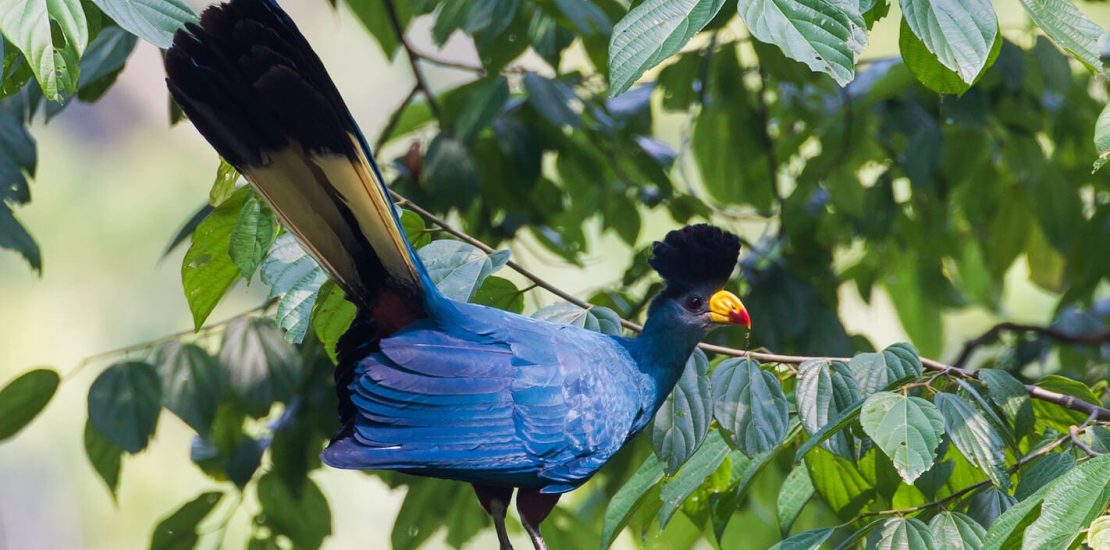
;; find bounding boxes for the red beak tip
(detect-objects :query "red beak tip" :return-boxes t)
[729,309,751,328]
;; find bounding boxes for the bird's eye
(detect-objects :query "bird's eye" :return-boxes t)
[685,296,704,311]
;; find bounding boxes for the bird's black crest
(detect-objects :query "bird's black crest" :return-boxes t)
[649,224,740,291]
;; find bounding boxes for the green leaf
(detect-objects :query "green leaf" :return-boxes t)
[769,528,833,550]
[860,392,945,484]
[1087,515,1110,550]
[523,72,579,127]
[983,454,1110,549]
[257,472,332,550]
[311,281,357,364]
[875,517,935,550]
[1020,453,1110,550]
[805,447,875,518]
[776,465,814,535]
[0,173,40,271]
[209,159,239,207]
[1018,0,1103,72]
[154,341,224,436]
[796,359,860,457]
[261,234,329,344]
[69,25,136,102]
[607,0,726,96]
[228,194,276,279]
[471,275,524,313]
[898,19,1000,94]
[0,105,36,205]
[0,368,59,441]
[928,511,985,550]
[711,357,789,455]
[978,369,1033,435]
[531,302,623,335]
[0,0,87,101]
[89,0,197,49]
[87,361,161,453]
[84,420,123,498]
[181,187,249,331]
[453,76,508,141]
[794,398,863,461]
[736,0,867,86]
[658,430,729,528]
[1014,452,1073,500]
[967,487,1016,529]
[600,454,663,549]
[418,239,502,301]
[149,491,223,550]
[1094,101,1110,172]
[849,342,923,397]
[345,0,400,57]
[219,317,302,418]
[1031,375,1099,433]
[899,0,998,83]
[933,393,1009,489]
[653,349,711,475]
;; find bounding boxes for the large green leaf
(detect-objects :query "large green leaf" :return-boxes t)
[928,511,985,550]
[874,517,935,549]
[311,281,357,364]
[418,239,504,302]
[933,393,1009,489]
[0,0,86,101]
[652,349,712,475]
[849,342,922,397]
[982,454,1110,549]
[658,430,729,528]
[795,359,860,457]
[977,369,1033,435]
[0,368,58,441]
[899,0,998,83]
[149,491,223,550]
[1014,452,1073,500]
[532,302,623,335]
[736,0,867,86]
[805,447,875,518]
[219,317,302,418]
[0,105,35,204]
[181,187,249,330]
[860,392,945,483]
[1094,100,1110,172]
[90,0,197,49]
[607,0,726,96]
[261,234,329,344]
[84,420,122,498]
[967,487,1015,529]
[600,454,663,549]
[228,194,277,279]
[257,473,332,550]
[711,357,789,455]
[776,465,814,535]
[1018,0,1102,72]
[154,341,224,436]
[768,528,833,550]
[899,19,1000,95]
[470,276,524,314]
[87,361,162,453]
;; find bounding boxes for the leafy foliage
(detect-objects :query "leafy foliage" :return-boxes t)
[1,0,1108,548]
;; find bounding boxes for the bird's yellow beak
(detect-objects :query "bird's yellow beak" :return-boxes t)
[709,290,751,328]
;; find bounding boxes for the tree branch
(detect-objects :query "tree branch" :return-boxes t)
[395,194,1110,421]
[953,321,1110,368]
[382,0,440,119]
[374,84,420,152]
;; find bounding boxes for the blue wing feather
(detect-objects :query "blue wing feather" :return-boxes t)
[321,302,649,491]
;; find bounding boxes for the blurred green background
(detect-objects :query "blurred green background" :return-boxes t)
[1,1,1108,548]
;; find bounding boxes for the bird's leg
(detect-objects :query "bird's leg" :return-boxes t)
[472,484,515,550]
[515,489,561,550]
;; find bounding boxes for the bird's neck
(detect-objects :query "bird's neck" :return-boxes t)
[627,309,704,412]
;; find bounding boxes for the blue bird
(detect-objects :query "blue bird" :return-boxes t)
[164,1,750,548]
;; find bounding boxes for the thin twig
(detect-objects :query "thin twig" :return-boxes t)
[1070,425,1104,457]
[395,194,1110,421]
[953,321,1110,368]
[382,0,441,119]
[374,84,420,152]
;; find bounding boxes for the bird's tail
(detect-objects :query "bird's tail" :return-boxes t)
[165,0,433,313]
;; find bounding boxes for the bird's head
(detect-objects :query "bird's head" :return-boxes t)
[647,224,750,333]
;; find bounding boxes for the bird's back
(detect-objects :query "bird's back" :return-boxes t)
[323,301,652,493]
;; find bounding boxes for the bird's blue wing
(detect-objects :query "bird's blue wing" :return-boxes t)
[321,309,644,490]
